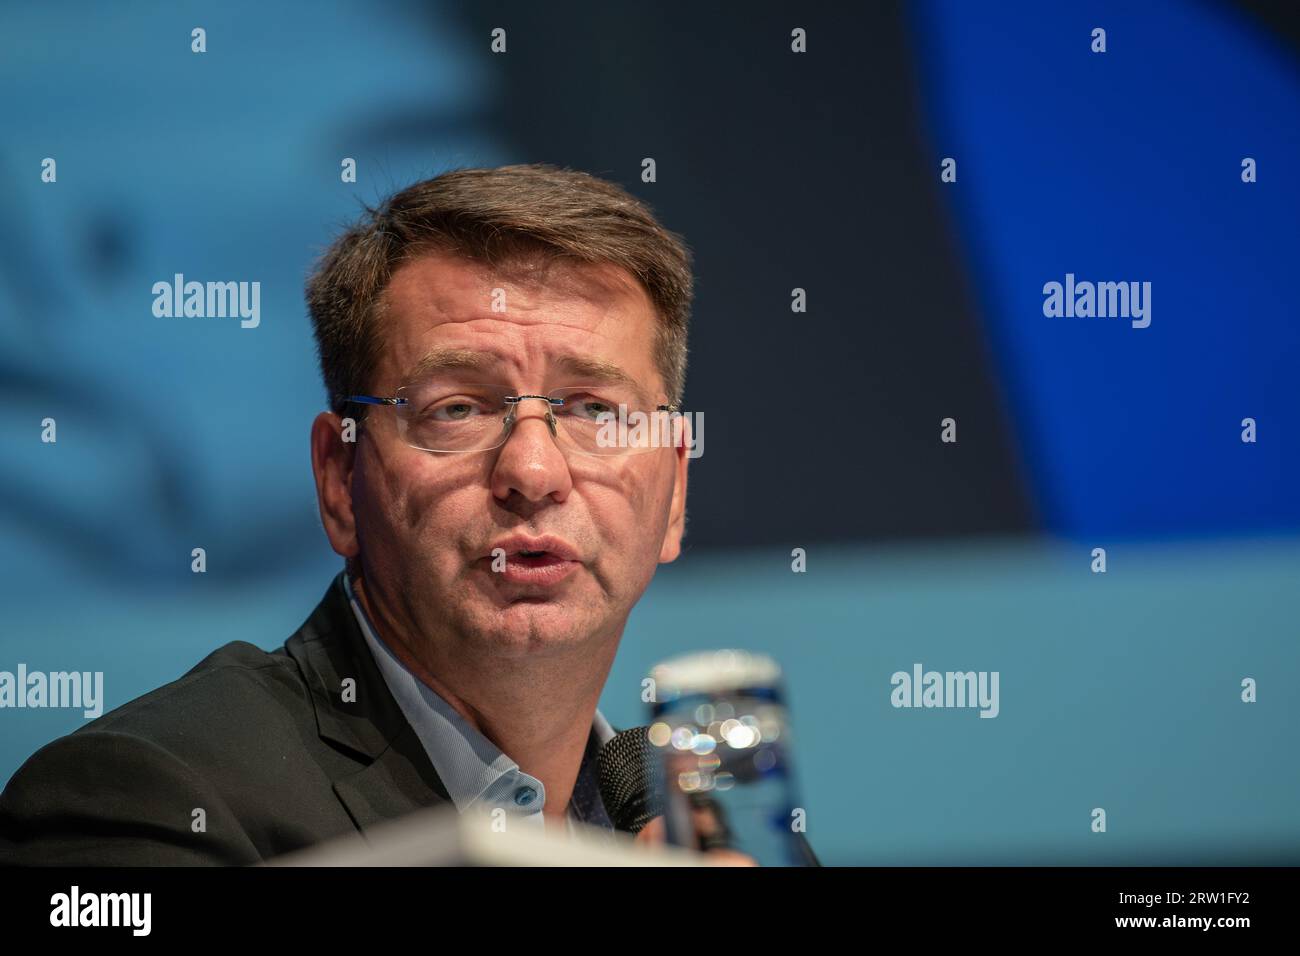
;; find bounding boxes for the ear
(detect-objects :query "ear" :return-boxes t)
[658,414,691,564]
[311,411,360,560]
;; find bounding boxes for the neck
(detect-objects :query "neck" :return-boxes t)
[350,569,620,819]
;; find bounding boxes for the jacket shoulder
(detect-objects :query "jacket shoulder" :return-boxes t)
[79,639,305,743]
[0,577,365,864]
[0,727,261,865]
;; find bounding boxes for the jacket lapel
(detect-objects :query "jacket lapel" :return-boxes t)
[331,721,452,832]
[285,571,451,834]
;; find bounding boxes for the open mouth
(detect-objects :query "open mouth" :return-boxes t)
[511,549,564,568]
[485,537,581,587]
[488,548,580,588]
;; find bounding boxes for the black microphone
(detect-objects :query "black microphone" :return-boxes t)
[596,726,663,834]
[597,725,821,865]
[595,727,728,844]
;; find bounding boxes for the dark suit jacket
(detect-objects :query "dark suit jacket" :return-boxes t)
[0,572,620,865]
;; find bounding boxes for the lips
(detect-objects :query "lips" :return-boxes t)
[484,535,582,588]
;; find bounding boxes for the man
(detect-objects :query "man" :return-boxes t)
[0,163,702,865]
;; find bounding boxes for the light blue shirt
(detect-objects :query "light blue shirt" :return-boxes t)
[343,573,617,837]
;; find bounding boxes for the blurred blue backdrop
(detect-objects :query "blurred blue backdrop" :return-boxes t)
[1,0,1296,863]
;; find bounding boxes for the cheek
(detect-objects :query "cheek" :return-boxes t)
[583,453,676,549]
[357,445,484,564]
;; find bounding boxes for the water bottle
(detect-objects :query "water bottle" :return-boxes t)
[647,649,814,866]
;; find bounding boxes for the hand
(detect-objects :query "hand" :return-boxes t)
[632,815,759,866]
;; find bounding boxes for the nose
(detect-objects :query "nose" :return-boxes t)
[489,398,574,507]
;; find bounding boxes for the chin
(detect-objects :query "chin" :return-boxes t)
[471,598,603,653]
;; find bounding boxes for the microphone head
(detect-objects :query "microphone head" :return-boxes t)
[596,726,664,834]
[596,724,819,863]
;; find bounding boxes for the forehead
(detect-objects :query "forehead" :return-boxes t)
[375,250,662,391]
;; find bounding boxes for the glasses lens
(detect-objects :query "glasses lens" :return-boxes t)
[550,386,679,456]
[395,381,513,453]
[389,380,679,456]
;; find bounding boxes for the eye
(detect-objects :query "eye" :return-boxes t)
[562,394,618,421]
[427,397,490,421]
[438,402,474,421]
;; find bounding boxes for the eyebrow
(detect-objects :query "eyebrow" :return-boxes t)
[406,348,496,381]
[405,348,647,394]
[552,355,644,392]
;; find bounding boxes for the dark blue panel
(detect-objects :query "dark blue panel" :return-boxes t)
[910,0,1300,538]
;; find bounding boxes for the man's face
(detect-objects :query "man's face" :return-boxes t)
[313,250,688,657]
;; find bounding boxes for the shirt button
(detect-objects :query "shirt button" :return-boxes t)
[514,786,538,807]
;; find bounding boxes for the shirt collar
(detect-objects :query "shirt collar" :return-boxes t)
[343,572,616,830]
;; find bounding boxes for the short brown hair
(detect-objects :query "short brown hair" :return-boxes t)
[305,164,694,414]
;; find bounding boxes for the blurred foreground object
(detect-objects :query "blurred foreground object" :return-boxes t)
[265,802,713,867]
[649,650,817,866]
